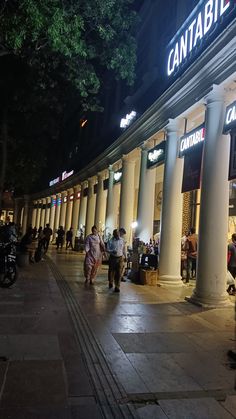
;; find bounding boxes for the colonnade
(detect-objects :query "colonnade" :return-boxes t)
[17,85,231,307]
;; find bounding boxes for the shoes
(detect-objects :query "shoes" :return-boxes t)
[109,283,113,289]
[121,278,126,282]
[114,287,120,293]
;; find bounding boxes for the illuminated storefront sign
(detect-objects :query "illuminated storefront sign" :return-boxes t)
[147,141,166,168]
[77,191,81,199]
[51,198,56,207]
[62,170,74,181]
[114,171,122,183]
[179,125,205,157]
[120,111,137,128]
[49,169,74,187]
[49,177,60,187]
[167,0,234,77]
[69,194,74,201]
[224,101,236,133]
[63,196,68,203]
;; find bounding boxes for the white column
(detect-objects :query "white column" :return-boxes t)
[59,191,68,229]
[45,197,51,224]
[35,201,41,229]
[22,195,30,235]
[119,155,136,246]
[188,87,230,307]
[53,194,61,239]
[136,145,156,242]
[105,165,115,235]
[158,119,184,286]
[85,177,96,237]
[49,195,56,236]
[65,188,74,232]
[31,202,37,227]
[71,185,81,237]
[78,182,88,232]
[39,198,46,228]
[95,172,106,233]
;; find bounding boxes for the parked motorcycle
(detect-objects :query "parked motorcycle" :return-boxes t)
[0,241,17,288]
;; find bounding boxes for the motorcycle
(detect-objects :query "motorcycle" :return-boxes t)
[0,241,17,288]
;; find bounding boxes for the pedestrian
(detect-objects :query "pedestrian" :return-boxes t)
[119,227,127,282]
[56,226,65,250]
[84,225,105,285]
[227,233,236,295]
[43,223,53,252]
[107,229,126,292]
[185,227,198,283]
[66,227,73,250]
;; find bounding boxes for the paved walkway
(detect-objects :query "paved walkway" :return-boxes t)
[0,248,235,418]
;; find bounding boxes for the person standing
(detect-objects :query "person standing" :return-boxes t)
[185,227,198,283]
[43,223,53,252]
[119,227,127,282]
[84,225,105,285]
[66,227,73,250]
[107,229,126,292]
[56,226,65,250]
[227,233,236,295]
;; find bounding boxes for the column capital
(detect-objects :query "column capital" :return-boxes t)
[97,171,106,182]
[205,84,225,105]
[73,184,81,194]
[122,154,135,164]
[88,176,97,186]
[61,190,68,199]
[165,119,179,134]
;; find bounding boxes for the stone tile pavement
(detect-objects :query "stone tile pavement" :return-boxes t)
[0,248,235,418]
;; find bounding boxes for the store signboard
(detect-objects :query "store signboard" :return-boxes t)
[179,124,205,157]
[63,196,67,203]
[69,194,74,201]
[120,111,137,129]
[147,141,166,168]
[77,191,81,199]
[114,171,122,184]
[182,142,204,192]
[167,0,234,77]
[224,101,236,133]
[49,169,74,187]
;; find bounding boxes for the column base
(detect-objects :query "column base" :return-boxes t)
[157,274,184,287]
[185,291,233,308]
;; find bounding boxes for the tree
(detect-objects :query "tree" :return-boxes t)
[0,0,138,210]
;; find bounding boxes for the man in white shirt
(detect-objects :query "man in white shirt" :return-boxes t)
[107,229,126,292]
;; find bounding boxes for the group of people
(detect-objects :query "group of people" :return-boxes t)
[84,226,126,292]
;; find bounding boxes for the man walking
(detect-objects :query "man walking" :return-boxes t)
[43,223,53,252]
[107,229,126,292]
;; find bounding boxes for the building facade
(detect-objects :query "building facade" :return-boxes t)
[18,0,236,307]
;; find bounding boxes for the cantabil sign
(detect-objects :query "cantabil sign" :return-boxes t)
[147,141,166,168]
[224,101,236,133]
[167,0,234,77]
[179,125,205,157]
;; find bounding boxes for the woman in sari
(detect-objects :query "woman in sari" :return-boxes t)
[84,225,105,284]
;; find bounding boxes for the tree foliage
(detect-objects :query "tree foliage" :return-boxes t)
[0,0,138,204]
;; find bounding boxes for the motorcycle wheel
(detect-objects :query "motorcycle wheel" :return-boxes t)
[0,265,17,288]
